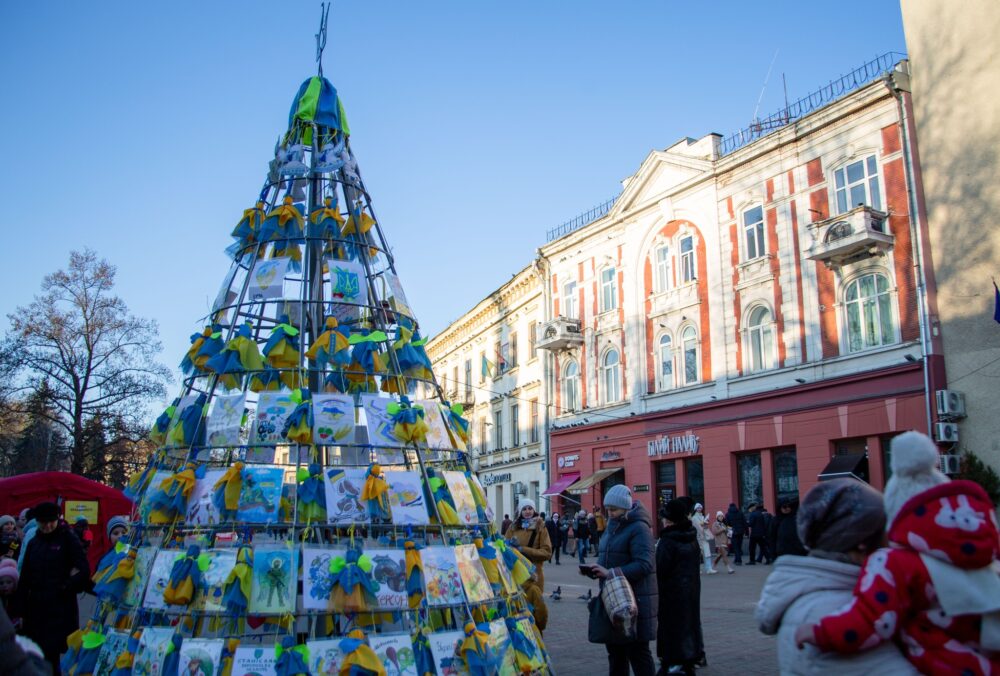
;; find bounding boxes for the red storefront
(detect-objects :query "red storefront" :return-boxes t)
[549,362,929,517]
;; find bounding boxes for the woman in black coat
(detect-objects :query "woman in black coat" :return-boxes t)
[656,499,703,675]
[17,502,90,675]
[587,484,657,676]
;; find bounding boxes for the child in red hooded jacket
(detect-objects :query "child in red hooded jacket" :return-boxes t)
[796,431,1000,675]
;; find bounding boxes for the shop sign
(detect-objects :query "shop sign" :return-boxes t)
[632,484,650,493]
[600,450,621,462]
[557,454,579,468]
[647,433,700,457]
[481,472,512,487]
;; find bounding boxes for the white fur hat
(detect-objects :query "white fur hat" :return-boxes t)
[883,430,949,525]
[517,498,536,515]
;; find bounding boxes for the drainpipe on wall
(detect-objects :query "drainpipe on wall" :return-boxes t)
[885,62,935,436]
[533,250,553,496]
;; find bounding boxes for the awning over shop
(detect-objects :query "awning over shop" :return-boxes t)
[566,468,623,495]
[542,473,581,497]
[818,453,869,482]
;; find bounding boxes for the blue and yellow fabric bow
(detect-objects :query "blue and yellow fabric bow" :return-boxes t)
[62,628,106,676]
[228,201,266,257]
[460,622,500,676]
[296,462,327,522]
[212,461,244,521]
[167,394,207,448]
[386,397,428,444]
[426,470,459,526]
[404,539,424,609]
[149,398,180,448]
[92,542,136,602]
[338,629,385,676]
[109,631,142,676]
[328,548,380,614]
[193,323,226,371]
[305,317,351,369]
[163,544,210,606]
[222,546,253,615]
[282,388,313,445]
[274,636,310,676]
[445,404,470,447]
[259,195,304,242]
[263,314,300,389]
[206,323,264,391]
[494,538,532,587]
[146,462,197,524]
[361,463,390,521]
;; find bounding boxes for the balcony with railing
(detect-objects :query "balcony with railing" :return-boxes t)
[805,206,893,268]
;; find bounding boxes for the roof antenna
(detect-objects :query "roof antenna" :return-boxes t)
[751,49,780,131]
[315,2,331,77]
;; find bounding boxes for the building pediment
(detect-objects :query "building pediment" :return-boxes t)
[613,143,715,217]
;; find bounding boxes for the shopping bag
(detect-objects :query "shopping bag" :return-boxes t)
[600,568,638,639]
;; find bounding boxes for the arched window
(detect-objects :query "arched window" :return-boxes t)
[844,273,895,352]
[747,306,775,372]
[654,245,671,292]
[658,334,674,391]
[562,360,580,413]
[682,326,699,385]
[601,349,621,404]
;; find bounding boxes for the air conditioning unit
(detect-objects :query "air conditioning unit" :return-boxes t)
[934,422,960,444]
[940,454,962,475]
[936,390,967,419]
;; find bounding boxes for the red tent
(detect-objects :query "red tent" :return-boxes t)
[0,472,135,571]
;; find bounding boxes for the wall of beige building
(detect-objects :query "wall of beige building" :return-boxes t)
[900,0,1000,466]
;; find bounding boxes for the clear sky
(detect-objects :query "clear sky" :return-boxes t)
[0,1,906,401]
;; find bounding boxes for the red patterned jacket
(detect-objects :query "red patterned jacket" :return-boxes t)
[813,480,1000,675]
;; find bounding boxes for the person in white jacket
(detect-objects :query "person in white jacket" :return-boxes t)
[691,503,715,574]
[753,478,916,675]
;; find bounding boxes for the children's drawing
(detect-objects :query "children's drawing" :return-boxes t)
[467,472,494,523]
[194,548,237,612]
[248,257,290,301]
[486,619,518,676]
[427,630,467,676]
[420,547,465,607]
[252,392,296,445]
[94,630,129,676]
[211,266,238,314]
[415,399,453,451]
[123,546,156,607]
[360,394,403,447]
[325,467,368,525]
[384,272,412,318]
[370,549,407,609]
[132,626,175,676]
[143,549,180,610]
[327,259,367,307]
[306,638,344,676]
[163,394,198,449]
[231,645,278,676]
[138,470,174,523]
[178,638,224,676]
[185,468,225,526]
[206,392,245,447]
[454,544,493,603]
[443,471,479,525]
[238,465,284,523]
[301,547,341,611]
[370,632,417,676]
[313,393,356,445]
[385,471,430,525]
[249,546,296,614]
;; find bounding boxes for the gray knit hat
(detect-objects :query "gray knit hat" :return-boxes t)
[106,515,129,538]
[797,478,886,554]
[604,484,633,510]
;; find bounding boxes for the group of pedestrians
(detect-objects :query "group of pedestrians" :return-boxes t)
[542,506,606,565]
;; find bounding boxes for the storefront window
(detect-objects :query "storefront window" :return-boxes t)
[773,448,799,504]
[656,461,677,510]
[737,453,763,509]
[685,457,704,507]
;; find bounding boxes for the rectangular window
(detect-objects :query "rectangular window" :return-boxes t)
[743,206,765,260]
[655,245,671,292]
[509,332,518,368]
[772,448,799,504]
[464,359,472,396]
[563,281,578,319]
[511,403,520,446]
[680,236,695,283]
[685,457,704,507]
[737,452,763,509]
[835,156,882,214]
[479,418,488,454]
[452,366,459,393]
[656,460,677,511]
[479,352,486,382]
[528,321,537,359]
[494,410,503,450]
[530,399,539,443]
[600,267,617,312]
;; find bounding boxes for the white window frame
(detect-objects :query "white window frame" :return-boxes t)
[843,271,897,353]
[562,360,580,413]
[601,347,621,404]
[681,325,700,386]
[834,154,883,214]
[563,280,578,319]
[600,267,617,312]
[494,409,503,450]
[680,235,696,283]
[654,245,672,292]
[742,205,766,261]
[511,402,520,446]
[745,305,776,373]
[657,333,674,391]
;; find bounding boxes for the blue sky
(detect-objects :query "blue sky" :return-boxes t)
[0,2,906,399]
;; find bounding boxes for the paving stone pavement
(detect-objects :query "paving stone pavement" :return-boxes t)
[539,552,777,675]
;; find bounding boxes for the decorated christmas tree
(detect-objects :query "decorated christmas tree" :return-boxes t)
[68,11,552,676]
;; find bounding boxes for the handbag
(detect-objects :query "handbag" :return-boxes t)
[600,568,638,640]
[587,594,615,643]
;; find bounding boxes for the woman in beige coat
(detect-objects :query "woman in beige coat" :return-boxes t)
[503,498,553,590]
[711,511,735,574]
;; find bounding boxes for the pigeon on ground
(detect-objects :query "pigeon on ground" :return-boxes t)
[549,586,561,600]
[578,589,592,601]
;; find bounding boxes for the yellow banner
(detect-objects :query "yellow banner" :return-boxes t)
[64,500,99,524]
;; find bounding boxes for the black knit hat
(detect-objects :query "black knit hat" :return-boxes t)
[659,499,690,526]
[33,501,60,522]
